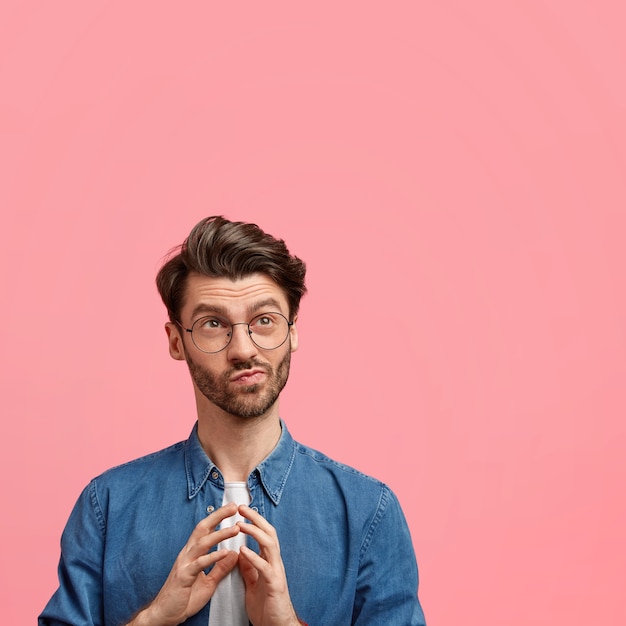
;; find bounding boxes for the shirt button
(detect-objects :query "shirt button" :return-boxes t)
[251,506,258,512]
[206,505,215,513]
[211,471,219,480]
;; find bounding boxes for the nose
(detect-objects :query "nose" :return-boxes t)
[226,322,258,362]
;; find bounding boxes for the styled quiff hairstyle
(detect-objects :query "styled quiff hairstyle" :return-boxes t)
[156,216,307,323]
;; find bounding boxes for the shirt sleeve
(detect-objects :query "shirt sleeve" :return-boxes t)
[39,480,106,626]
[352,485,427,626]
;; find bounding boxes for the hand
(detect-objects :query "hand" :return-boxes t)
[128,503,240,626]
[236,505,301,626]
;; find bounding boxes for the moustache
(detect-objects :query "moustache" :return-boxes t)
[227,360,271,376]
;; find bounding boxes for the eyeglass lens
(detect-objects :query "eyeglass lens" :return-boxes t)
[190,312,290,353]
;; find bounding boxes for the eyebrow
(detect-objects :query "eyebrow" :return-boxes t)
[190,298,286,322]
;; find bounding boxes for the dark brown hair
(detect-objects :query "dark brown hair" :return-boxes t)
[156,216,307,323]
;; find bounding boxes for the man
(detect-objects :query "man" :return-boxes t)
[40,216,426,626]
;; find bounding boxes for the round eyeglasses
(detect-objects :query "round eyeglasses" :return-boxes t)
[177,311,293,353]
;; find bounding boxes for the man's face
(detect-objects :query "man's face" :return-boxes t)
[166,272,298,420]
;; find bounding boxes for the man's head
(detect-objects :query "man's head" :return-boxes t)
[156,216,307,324]
[156,217,307,420]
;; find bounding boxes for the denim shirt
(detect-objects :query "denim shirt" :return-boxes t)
[40,421,426,626]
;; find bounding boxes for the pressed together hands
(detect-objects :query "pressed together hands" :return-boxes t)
[127,503,303,626]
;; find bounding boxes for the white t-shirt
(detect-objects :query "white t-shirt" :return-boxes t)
[208,482,251,626]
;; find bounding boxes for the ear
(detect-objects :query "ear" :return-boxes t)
[289,315,299,353]
[165,322,186,361]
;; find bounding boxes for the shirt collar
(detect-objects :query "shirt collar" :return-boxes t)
[184,419,296,505]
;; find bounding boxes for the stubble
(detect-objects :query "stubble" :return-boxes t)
[185,349,291,419]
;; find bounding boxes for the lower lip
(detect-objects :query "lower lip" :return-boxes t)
[232,372,266,385]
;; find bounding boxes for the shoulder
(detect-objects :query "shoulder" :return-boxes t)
[289,439,400,510]
[285,439,412,555]
[293,440,383,485]
[95,439,187,482]
[84,438,189,513]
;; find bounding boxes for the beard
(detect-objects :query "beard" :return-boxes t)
[184,349,291,419]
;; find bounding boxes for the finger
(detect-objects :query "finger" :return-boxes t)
[185,523,240,558]
[168,547,234,587]
[237,505,277,537]
[196,502,239,535]
[205,550,239,583]
[239,544,274,579]
[188,502,239,547]
[179,551,238,602]
[236,521,280,562]
[188,548,235,577]
[237,506,281,557]
[237,549,259,587]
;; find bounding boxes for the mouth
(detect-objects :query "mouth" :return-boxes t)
[230,368,267,385]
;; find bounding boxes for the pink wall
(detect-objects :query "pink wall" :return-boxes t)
[2,2,625,624]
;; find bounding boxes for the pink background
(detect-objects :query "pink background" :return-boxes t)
[1,2,625,624]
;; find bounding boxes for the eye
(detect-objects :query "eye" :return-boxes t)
[197,317,226,331]
[250,313,280,332]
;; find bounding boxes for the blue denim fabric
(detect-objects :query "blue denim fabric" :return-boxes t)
[40,421,426,626]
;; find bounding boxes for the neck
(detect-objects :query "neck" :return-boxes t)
[195,402,282,482]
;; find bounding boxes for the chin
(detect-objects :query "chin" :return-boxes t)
[230,404,275,420]
[209,390,278,420]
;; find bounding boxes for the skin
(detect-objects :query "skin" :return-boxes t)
[127,272,302,626]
